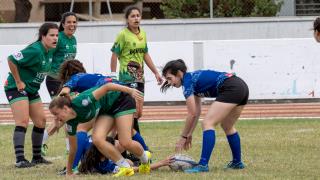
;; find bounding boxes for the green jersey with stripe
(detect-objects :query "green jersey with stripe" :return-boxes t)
[66,87,101,136]
[48,31,77,78]
[111,28,148,83]
[5,41,53,94]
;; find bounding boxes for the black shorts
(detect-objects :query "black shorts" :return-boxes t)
[46,76,62,97]
[5,88,41,105]
[128,82,145,93]
[216,76,249,105]
[100,92,136,118]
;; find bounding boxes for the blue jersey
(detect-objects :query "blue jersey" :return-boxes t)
[63,73,122,93]
[182,70,233,99]
[73,134,117,173]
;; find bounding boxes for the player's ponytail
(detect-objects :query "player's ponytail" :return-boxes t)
[79,137,115,174]
[161,59,187,92]
[59,59,86,84]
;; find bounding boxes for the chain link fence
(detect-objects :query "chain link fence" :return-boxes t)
[0,0,319,23]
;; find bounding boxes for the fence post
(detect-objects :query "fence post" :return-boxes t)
[210,0,213,18]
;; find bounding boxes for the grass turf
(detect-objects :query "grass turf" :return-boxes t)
[0,118,319,179]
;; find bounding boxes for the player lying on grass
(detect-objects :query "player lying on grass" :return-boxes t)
[161,59,249,173]
[49,81,151,177]
[59,133,173,174]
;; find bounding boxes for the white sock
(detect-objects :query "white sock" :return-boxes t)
[42,129,49,144]
[65,138,70,151]
[115,158,130,168]
[139,151,148,164]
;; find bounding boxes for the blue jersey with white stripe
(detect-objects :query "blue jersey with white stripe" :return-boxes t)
[182,70,233,99]
[63,73,121,93]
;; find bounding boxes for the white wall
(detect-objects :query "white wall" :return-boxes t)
[0,17,316,45]
[203,38,319,99]
[0,38,319,104]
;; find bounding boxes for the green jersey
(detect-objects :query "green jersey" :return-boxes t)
[48,31,77,78]
[5,41,53,94]
[66,88,101,136]
[111,28,148,83]
[98,91,121,113]
[66,87,122,135]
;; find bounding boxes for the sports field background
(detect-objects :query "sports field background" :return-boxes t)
[0,104,319,179]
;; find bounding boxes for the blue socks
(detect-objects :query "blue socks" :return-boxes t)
[73,131,90,168]
[198,129,215,166]
[227,132,242,163]
[132,132,149,151]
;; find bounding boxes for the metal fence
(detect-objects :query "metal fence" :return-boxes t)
[0,0,319,23]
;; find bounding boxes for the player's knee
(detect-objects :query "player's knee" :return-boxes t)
[118,139,132,149]
[16,121,29,128]
[221,123,234,134]
[92,135,104,148]
[33,118,46,128]
[201,119,214,130]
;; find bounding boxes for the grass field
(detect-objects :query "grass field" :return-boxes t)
[0,118,319,179]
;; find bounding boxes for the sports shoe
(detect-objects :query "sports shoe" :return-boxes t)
[15,159,35,168]
[112,167,134,177]
[41,144,48,156]
[138,151,152,174]
[184,164,209,173]
[224,161,245,169]
[57,166,79,175]
[31,157,52,165]
[57,167,67,175]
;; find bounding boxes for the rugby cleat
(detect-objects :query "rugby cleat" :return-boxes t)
[184,164,209,173]
[15,159,35,168]
[113,167,134,177]
[138,151,152,174]
[224,161,245,169]
[31,157,52,165]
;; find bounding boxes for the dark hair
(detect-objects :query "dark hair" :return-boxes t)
[49,95,72,110]
[314,17,320,32]
[59,59,86,84]
[124,5,141,19]
[160,59,187,92]
[79,137,115,174]
[36,22,59,42]
[59,12,77,32]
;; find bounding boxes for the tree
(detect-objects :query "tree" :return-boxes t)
[14,0,32,22]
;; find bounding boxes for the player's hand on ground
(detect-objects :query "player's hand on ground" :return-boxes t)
[160,155,175,166]
[155,73,163,85]
[130,89,144,101]
[175,137,187,152]
[16,81,26,92]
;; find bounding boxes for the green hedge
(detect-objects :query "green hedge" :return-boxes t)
[160,0,283,18]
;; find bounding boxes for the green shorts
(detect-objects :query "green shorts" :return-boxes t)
[99,92,136,118]
[5,88,41,105]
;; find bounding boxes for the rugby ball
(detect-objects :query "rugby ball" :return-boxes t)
[169,154,197,171]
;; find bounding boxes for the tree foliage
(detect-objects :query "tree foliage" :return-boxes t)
[160,0,283,18]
